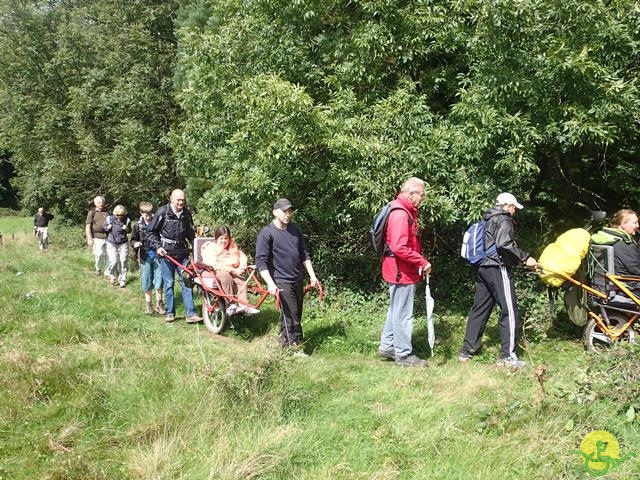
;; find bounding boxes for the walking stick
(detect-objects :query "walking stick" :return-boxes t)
[137,243,144,311]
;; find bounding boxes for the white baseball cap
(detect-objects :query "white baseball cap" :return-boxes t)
[496,192,524,210]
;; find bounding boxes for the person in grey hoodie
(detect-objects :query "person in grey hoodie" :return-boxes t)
[459,193,538,369]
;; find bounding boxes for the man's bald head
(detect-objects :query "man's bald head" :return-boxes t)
[170,189,186,212]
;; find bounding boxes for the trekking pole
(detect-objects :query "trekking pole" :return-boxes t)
[136,244,144,311]
[275,289,293,348]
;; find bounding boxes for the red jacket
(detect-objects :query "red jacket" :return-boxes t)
[382,195,430,284]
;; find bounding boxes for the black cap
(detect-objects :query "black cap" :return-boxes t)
[273,198,293,210]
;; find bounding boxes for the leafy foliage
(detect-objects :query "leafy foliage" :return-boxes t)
[1,0,639,281]
[0,0,180,219]
[0,150,18,208]
[173,0,640,271]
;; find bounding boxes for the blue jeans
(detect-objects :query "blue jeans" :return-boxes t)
[160,257,196,317]
[379,283,416,359]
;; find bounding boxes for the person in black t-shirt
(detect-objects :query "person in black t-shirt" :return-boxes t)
[255,198,319,352]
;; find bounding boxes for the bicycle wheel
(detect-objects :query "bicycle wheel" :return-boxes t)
[202,291,227,334]
[583,313,636,354]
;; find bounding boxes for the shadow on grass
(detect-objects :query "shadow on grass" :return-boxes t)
[227,309,280,341]
[546,310,583,341]
[304,321,348,353]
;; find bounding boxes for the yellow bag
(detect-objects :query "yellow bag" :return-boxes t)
[538,228,591,287]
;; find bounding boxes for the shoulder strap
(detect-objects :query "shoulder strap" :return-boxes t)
[389,204,413,225]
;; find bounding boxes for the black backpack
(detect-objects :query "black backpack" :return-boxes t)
[369,202,412,257]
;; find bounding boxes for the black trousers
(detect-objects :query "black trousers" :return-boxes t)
[278,280,304,347]
[461,266,520,359]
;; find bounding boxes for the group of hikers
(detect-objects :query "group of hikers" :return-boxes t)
[374,178,538,369]
[34,177,640,365]
[83,189,318,354]
[377,177,640,369]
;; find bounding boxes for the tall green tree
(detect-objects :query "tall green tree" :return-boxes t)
[0,0,180,219]
[0,150,18,209]
[172,0,639,264]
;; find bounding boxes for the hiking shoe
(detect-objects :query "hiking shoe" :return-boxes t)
[395,355,427,367]
[185,314,203,324]
[155,301,166,315]
[496,357,526,369]
[458,352,471,363]
[144,304,153,315]
[377,349,395,360]
[165,313,176,323]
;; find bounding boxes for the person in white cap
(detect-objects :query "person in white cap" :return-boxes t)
[459,192,538,369]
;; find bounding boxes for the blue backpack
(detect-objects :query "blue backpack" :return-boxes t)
[460,220,497,265]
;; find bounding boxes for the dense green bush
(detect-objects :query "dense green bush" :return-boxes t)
[1,0,639,291]
[171,0,640,284]
[0,0,180,220]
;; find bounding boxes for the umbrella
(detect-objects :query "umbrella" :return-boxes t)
[425,274,435,357]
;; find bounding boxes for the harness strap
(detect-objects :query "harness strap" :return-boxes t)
[161,236,183,245]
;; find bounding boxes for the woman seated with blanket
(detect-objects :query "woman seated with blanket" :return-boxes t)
[200,226,259,315]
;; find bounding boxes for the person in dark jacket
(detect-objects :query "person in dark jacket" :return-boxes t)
[377,177,432,368]
[131,201,165,315]
[255,198,319,354]
[459,193,538,369]
[104,204,131,287]
[33,207,54,251]
[146,189,201,324]
[591,209,640,276]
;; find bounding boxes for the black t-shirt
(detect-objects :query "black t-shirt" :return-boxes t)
[255,222,310,284]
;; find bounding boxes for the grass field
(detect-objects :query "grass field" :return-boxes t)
[0,215,638,479]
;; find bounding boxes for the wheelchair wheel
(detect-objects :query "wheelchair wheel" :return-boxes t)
[583,313,636,354]
[202,291,227,334]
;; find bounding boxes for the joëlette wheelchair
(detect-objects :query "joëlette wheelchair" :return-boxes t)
[165,237,323,335]
[557,244,639,353]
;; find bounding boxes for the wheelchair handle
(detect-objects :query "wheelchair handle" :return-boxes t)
[304,282,324,302]
[163,254,195,277]
[274,282,324,311]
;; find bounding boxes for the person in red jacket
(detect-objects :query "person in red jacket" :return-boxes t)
[377,177,432,367]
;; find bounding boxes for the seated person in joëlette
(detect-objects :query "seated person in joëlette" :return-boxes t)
[591,208,640,277]
[200,226,260,315]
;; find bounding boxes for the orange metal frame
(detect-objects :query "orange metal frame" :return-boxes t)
[540,267,639,341]
[164,254,323,318]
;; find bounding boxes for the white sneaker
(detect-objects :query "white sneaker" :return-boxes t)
[225,304,237,315]
[243,306,260,315]
[496,357,526,369]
